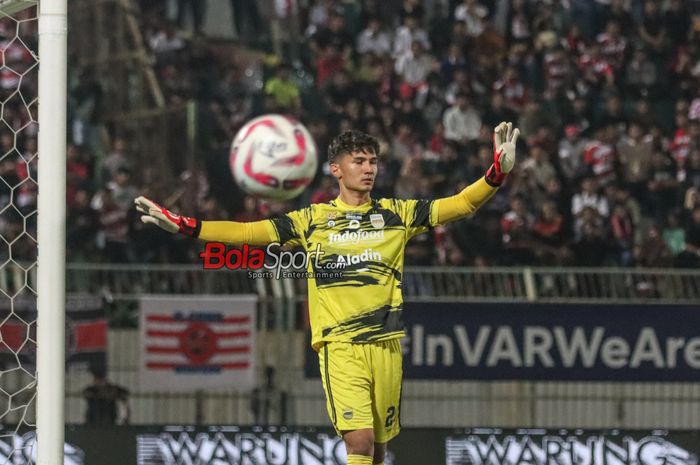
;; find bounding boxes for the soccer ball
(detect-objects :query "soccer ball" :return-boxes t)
[229,114,318,201]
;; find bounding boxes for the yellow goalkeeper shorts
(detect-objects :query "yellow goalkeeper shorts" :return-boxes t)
[318,338,402,443]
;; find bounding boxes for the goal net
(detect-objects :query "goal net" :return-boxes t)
[0,0,66,464]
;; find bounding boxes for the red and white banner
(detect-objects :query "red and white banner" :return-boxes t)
[139,295,257,391]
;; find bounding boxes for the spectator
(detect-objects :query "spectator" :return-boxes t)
[558,124,587,182]
[70,67,102,150]
[356,17,392,57]
[572,177,609,219]
[634,225,673,267]
[83,366,130,426]
[394,41,436,106]
[573,214,609,266]
[108,167,138,211]
[442,93,481,151]
[647,151,680,222]
[521,144,557,204]
[311,9,354,61]
[663,211,686,260]
[596,21,626,71]
[616,122,653,199]
[638,0,666,55]
[264,63,302,114]
[609,204,635,266]
[583,126,616,186]
[393,15,430,60]
[92,187,130,263]
[67,189,98,261]
[101,136,131,184]
[500,196,535,265]
[624,48,658,98]
[454,0,488,39]
[533,200,571,266]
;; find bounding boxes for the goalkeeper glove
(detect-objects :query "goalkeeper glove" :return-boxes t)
[134,196,201,237]
[485,121,519,186]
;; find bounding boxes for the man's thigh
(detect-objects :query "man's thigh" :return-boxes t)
[318,342,374,434]
[370,339,403,443]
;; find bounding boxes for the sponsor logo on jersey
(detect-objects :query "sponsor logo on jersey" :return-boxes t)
[346,213,362,221]
[348,219,361,229]
[336,248,382,265]
[329,229,385,244]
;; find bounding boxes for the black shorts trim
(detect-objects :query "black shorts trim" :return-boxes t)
[323,344,338,427]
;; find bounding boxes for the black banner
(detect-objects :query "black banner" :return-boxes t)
[305,303,700,381]
[0,295,106,371]
[445,428,700,465]
[1,427,698,465]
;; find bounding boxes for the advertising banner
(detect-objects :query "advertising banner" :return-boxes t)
[1,427,697,465]
[305,303,700,381]
[139,295,257,391]
[445,429,700,465]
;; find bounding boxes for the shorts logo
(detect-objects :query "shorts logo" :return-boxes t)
[370,214,384,229]
[343,409,354,420]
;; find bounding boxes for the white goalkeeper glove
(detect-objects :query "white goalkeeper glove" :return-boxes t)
[485,121,520,186]
[134,196,201,237]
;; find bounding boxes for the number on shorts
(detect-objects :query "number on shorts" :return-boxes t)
[384,406,396,428]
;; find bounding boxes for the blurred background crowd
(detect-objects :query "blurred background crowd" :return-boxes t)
[3,0,700,269]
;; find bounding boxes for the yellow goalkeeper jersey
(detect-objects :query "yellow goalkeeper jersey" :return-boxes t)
[270,196,440,351]
[198,177,497,352]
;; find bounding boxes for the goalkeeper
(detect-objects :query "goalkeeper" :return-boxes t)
[135,122,519,465]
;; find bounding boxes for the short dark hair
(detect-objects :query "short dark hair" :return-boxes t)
[327,130,379,163]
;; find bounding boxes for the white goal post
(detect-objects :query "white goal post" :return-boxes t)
[0,0,70,464]
[36,0,67,463]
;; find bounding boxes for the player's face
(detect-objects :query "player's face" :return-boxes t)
[331,150,378,193]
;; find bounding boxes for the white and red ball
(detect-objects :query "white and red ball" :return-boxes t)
[229,114,318,201]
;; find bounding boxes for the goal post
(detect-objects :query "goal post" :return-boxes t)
[36,0,67,464]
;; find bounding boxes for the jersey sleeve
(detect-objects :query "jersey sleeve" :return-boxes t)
[269,207,312,248]
[433,177,498,225]
[199,220,279,245]
[393,198,440,240]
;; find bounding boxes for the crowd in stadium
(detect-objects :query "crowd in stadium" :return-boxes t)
[4,1,700,269]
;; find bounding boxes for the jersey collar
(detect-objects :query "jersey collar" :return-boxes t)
[332,196,374,211]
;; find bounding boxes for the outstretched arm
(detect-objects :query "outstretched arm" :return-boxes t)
[435,122,519,224]
[134,197,278,245]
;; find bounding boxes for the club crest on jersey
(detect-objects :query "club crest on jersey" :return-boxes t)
[370,214,384,229]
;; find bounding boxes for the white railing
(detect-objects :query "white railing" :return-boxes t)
[54,264,700,303]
